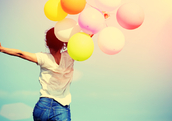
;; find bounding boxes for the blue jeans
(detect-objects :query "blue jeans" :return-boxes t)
[33,97,71,121]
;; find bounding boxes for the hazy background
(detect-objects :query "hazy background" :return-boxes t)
[0,0,172,121]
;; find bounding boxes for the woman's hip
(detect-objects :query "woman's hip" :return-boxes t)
[33,97,71,121]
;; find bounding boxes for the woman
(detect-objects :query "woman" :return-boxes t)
[0,27,74,121]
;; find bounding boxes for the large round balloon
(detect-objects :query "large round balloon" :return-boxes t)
[54,18,81,42]
[116,3,144,30]
[98,27,125,55]
[78,7,105,35]
[61,0,86,14]
[94,0,121,12]
[44,0,68,21]
[67,32,94,61]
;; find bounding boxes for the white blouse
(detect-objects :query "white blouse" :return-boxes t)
[35,51,74,106]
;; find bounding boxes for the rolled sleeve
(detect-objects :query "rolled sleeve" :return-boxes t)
[35,53,45,66]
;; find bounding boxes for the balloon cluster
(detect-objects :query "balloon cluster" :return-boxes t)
[44,0,144,61]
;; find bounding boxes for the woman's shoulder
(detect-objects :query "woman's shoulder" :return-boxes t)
[36,52,54,62]
[36,52,51,56]
[62,51,74,60]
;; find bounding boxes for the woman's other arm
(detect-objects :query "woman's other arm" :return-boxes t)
[0,43,38,64]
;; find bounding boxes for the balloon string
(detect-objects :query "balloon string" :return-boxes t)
[86,2,116,16]
[87,2,109,27]
[86,2,104,14]
[87,2,111,20]
[105,23,108,27]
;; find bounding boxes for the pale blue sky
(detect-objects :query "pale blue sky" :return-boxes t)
[0,0,172,121]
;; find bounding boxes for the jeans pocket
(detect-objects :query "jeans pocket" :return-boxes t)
[33,105,47,121]
[53,106,70,121]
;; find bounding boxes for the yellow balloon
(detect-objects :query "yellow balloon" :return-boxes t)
[67,32,94,61]
[44,0,68,21]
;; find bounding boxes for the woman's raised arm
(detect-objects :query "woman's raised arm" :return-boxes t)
[0,42,38,64]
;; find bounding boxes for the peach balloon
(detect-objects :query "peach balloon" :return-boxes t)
[54,18,81,42]
[61,0,86,14]
[98,27,125,55]
[94,0,121,12]
[78,7,105,34]
[116,3,144,30]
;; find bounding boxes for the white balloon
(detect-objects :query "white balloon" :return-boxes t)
[98,27,125,55]
[94,0,121,12]
[54,18,81,42]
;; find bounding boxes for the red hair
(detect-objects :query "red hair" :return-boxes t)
[45,27,67,52]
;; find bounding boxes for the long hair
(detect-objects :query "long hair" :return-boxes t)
[45,27,67,52]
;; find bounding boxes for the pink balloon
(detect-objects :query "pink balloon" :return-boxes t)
[116,3,144,30]
[78,7,105,34]
[98,27,125,55]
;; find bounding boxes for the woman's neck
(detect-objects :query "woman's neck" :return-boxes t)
[50,49,61,65]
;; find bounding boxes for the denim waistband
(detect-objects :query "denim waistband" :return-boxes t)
[40,97,59,103]
[39,97,69,107]
[40,97,54,103]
